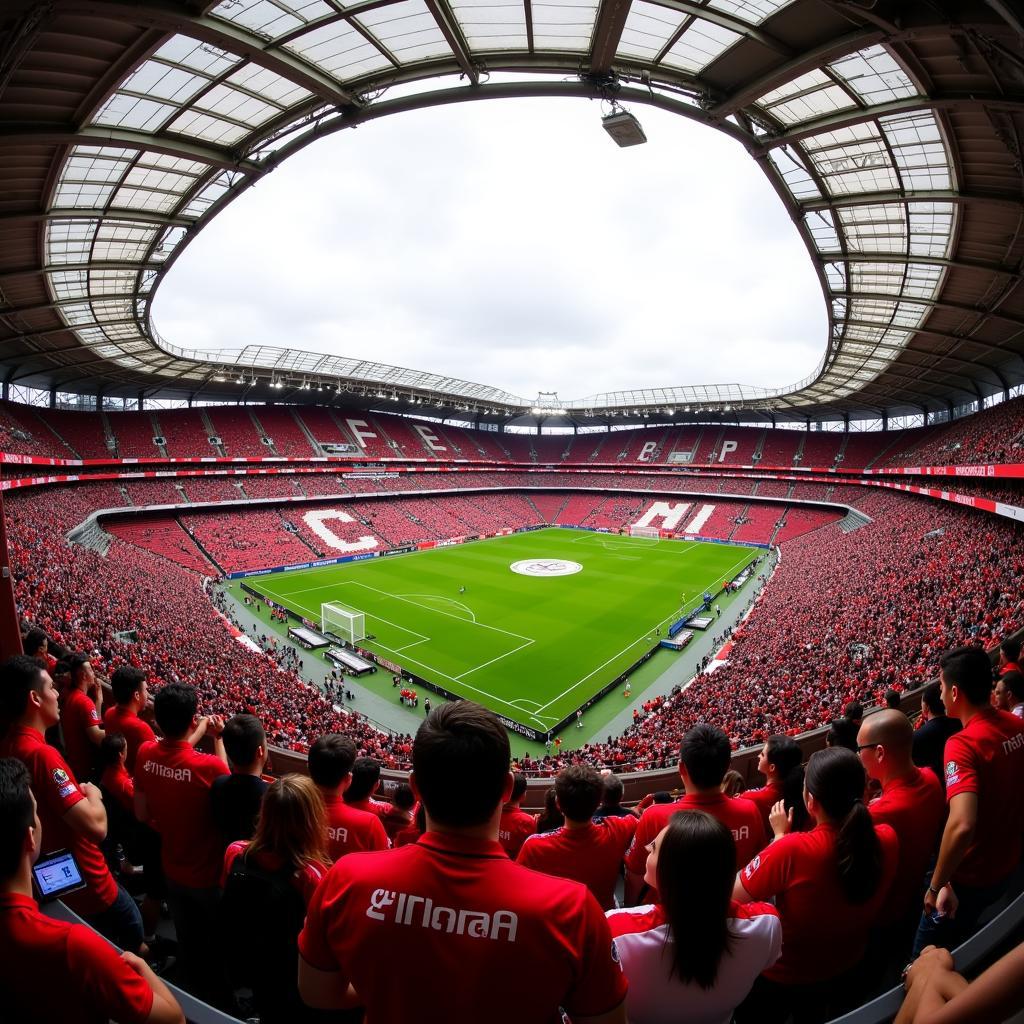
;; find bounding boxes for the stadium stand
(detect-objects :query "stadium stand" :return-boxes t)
[250,407,316,458]
[757,427,804,467]
[108,517,215,575]
[106,410,162,458]
[798,430,844,468]
[34,408,111,458]
[203,407,267,458]
[158,409,216,458]
[178,477,246,503]
[123,480,185,506]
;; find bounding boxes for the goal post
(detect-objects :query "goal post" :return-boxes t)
[628,525,661,540]
[321,602,366,644]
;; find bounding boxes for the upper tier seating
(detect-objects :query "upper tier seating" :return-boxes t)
[204,407,268,457]
[156,409,214,458]
[251,407,317,458]
[35,408,111,458]
[107,410,161,458]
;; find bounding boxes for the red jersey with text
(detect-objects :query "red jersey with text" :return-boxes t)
[517,816,636,909]
[868,767,944,922]
[0,726,116,915]
[740,821,898,984]
[135,738,229,888]
[944,707,1024,887]
[102,705,155,774]
[626,791,767,876]
[739,782,785,833]
[0,893,153,1024]
[299,832,627,1023]
[322,792,389,861]
[607,900,781,1024]
[498,804,537,859]
[62,688,101,782]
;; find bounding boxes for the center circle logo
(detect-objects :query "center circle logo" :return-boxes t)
[510,559,583,577]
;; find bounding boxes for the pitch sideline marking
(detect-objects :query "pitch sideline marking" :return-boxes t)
[536,548,761,716]
[401,594,477,622]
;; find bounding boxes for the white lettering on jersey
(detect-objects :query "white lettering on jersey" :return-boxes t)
[366,888,518,941]
[328,826,349,843]
[143,761,192,782]
[733,826,749,841]
[1002,732,1024,755]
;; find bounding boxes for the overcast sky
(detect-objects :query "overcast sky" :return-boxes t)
[153,96,826,403]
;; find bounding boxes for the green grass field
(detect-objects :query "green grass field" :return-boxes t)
[243,528,758,733]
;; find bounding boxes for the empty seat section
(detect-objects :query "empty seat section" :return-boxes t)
[679,500,748,539]
[731,504,784,544]
[568,432,613,462]
[107,518,213,574]
[239,475,306,499]
[499,434,534,461]
[205,408,267,457]
[757,429,803,467]
[352,501,423,546]
[35,409,111,458]
[107,411,161,458]
[157,409,214,457]
[533,435,569,462]
[179,476,243,502]
[618,427,669,463]
[773,507,844,544]
[296,473,347,497]
[715,427,761,465]
[255,407,317,458]
[838,431,904,468]
[755,479,793,499]
[529,493,567,522]
[555,493,603,524]
[663,425,703,463]
[587,495,644,529]
[294,408,350,447]
[798,431,843,468]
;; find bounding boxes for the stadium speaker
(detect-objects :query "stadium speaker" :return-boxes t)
[601,110,647,147]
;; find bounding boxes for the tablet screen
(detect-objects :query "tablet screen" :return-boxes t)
[32,849,85,901]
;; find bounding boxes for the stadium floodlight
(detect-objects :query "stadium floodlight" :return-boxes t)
[602,104,647,148]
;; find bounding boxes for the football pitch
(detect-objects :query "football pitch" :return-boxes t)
[245,528,759,733]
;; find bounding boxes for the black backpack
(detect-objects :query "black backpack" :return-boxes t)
[221,850,308,1020]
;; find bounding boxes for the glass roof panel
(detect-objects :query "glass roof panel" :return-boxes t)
[61,148,134,185]
[46,220,98,265]
[210,0,335,40]
[661,18,742,73]
[52,180,120,209]
[531,0,599,52]
[165,110,251,145]
[618,2,688,63]
[804,128,900,196]
[908,203,955,258]
[838,205,907,255]
[449,0,528,50]
[153,37,243,77]
[94,222,159,262]
[705,0,793,25]
[804,209,840,252]
[881,111,951,190]
[829,44,916,106]
[226,63,314,106]
[116,59,210,105]
[355,1,454,63]
[767,147,821,200]
[284,19,395,79]
[91,95,179,132]
[758,69,857,126]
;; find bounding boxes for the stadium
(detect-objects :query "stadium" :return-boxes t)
[1,0,1023,1022]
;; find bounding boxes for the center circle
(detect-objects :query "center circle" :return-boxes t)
[510,559,583,577]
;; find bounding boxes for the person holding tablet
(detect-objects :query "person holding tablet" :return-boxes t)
[0,757,183,1024]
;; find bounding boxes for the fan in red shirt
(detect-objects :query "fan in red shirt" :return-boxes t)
[342,755,391,817]
[857,710,945,961]
[916,645,1024,955]
[103,666,155,774]
[134,683,229,1005]
[0,656,145,955]
[308,734,389,860]
[517,765,635,910]
[498,772,536,858]
[734,747,899,1023]
[997,636,1020,677]
[61,652,105,784]
[624,724,767,905]
[0,757,183,1024]
[739,734,803,834]
[298,701,628,1023]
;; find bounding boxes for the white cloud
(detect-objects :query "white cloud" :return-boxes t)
[153,97,825,402]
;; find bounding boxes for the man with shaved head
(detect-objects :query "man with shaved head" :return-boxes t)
[857,709,945,962]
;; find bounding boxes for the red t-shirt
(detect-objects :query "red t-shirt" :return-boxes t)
[626,791,767,876]
[0,726,117,916]
[134,738,229,888]
[62,688,102,783]
[345,796,390,818]
[394,824,422,847]
[0,893,153,1024]
[102,706,155,774]
[299,832,628,1023]
[740,821,899,984]
[868,768,945,922]
[100,762,135,814]
[222,841,327,906]
[498,804,537,859]
[517,816,637,910]
[739,782,785,833]
[944,707,1024,887]
[322,793,390,861]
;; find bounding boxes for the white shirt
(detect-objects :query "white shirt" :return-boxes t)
[606,901,782,1024]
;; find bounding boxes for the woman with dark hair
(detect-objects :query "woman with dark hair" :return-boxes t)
[607,810,781,1023]
[740,734,804,831]
[734,746,899,1023]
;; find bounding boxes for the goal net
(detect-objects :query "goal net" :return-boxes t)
[321,602,366,645]
[628,525,661,540]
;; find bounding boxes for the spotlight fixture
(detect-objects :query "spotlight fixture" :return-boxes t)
[602,102,647,148]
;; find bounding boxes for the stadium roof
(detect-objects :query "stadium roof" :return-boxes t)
[0,0,1023,423]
